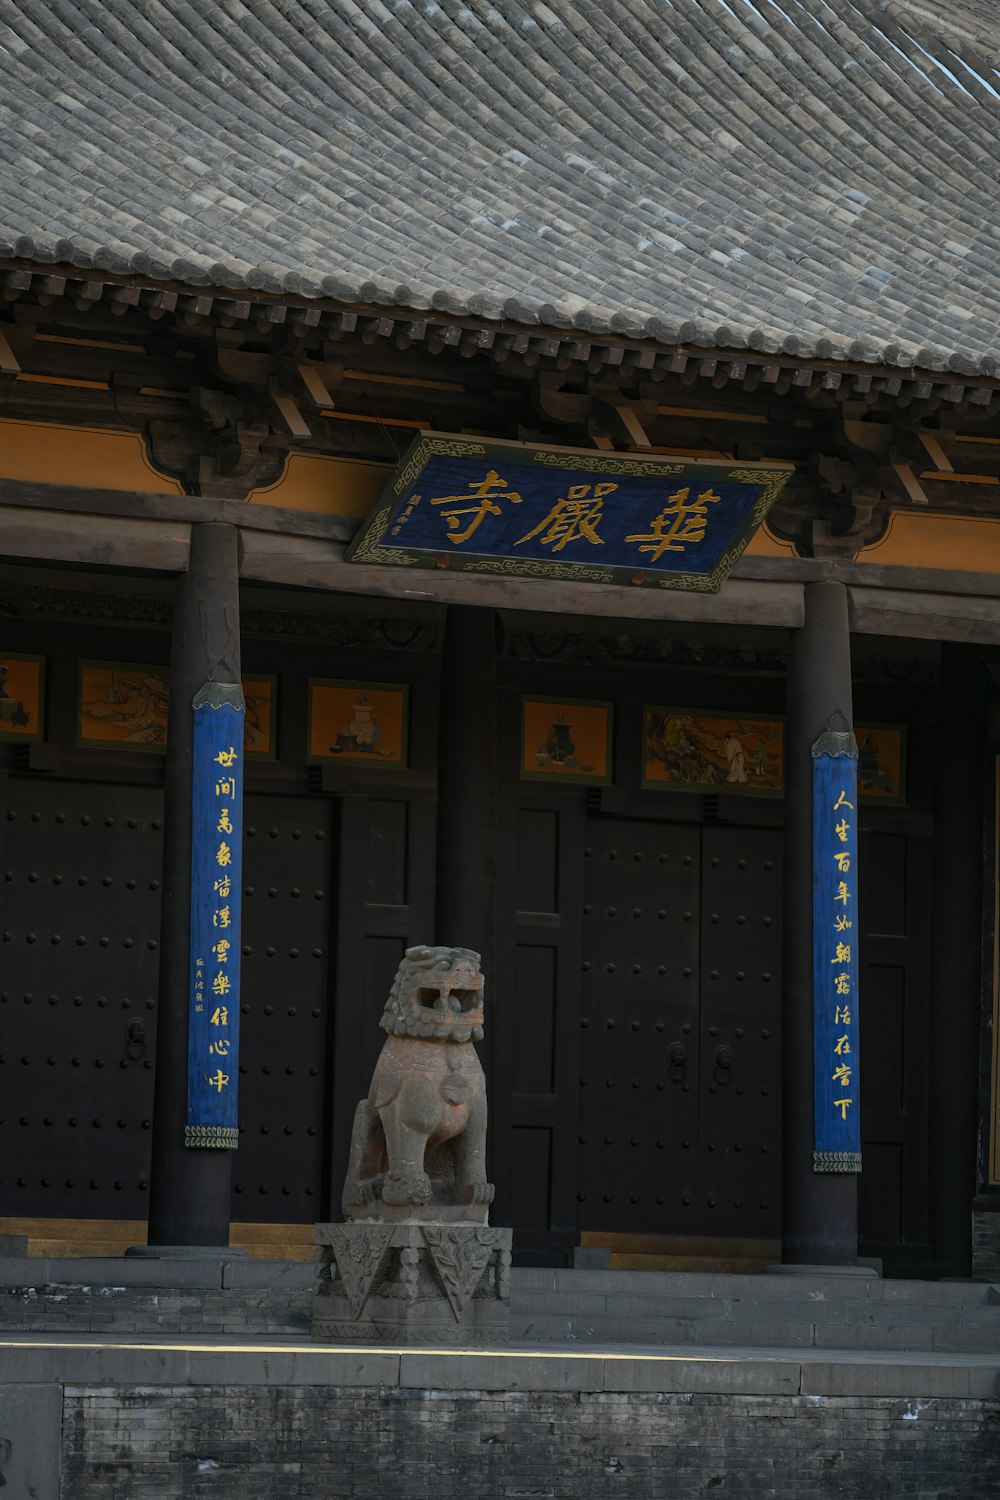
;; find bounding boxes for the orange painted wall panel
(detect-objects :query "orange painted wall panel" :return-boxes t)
[0,419,183,493]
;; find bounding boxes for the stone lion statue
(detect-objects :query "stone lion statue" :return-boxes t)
[341,945,495,1220]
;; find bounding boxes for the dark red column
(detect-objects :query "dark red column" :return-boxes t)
[781,580,858,1264]
[145,523,242,1248]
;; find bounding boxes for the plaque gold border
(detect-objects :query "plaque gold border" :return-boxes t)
[345,432,793,594]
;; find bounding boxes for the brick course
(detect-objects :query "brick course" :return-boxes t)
[0,1284,310,1336]
[60,1386,1000,1500]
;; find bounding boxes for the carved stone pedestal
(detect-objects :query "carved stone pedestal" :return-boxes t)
[312,1221,511,1346]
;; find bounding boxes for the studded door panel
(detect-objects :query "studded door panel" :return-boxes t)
[857,829,931,1262]
[328,793,437,1211]
[698,827,783,1238]
[235,794,334,1221]
[492,800,586,1251]
[0,777,163,1218]
[577,817,701,1233]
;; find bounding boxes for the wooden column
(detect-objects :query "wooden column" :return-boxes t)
[435,604,498,995]
[928,645,984,1277]
[146,523,242,1248]
[781,580,858,1263]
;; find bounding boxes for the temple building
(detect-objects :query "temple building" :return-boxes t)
[2,0,1000,1281]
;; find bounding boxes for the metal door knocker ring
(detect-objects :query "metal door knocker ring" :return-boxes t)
[126,1020,147,1060]
[667,1041,687,1083]
[713,1044,734,1086]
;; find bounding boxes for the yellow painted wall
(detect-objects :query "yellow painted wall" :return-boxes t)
[5,417,1000,578]
[248,452,391,516]
[0,418,183,493]
[856,510,1000,573]
[744,523,798,559]
[0,419,390,516]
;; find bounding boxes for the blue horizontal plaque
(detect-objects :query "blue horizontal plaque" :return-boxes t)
[346,434,792,593]
[812,736,862,1174]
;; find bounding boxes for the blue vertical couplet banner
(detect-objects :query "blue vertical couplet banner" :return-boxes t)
[186,682,244,1149]
[812,732,862,1173]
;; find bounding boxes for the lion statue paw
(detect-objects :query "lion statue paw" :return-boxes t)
[382,1169,432,1207]
[460,1182,495,1207]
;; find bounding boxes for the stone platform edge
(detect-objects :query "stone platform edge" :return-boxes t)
[2,1338,999,1399]
[0,1254,313,1290]
[5,1256,998,1300]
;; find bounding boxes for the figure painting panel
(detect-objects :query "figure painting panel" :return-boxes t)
[642,708,904,803]
[855,724,905,803]
[0,653,44,739]
[521,697,613,784]
[242,676,277,759]
[78,662,170,750]
[643,707,783,795]
[308,680,408,768]
[78,662,276,756]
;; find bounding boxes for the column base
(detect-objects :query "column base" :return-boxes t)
[313,1221,511,1346]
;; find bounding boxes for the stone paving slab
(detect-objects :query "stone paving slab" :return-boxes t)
[0,1256,230,1289]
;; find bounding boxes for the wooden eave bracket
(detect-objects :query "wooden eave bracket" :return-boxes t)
[4,263,1000,418]
[296,361,336,409]
[916,429,954,471]
[194,421,285,499]
[613,403,652,449]
[269,380,311,438]
[0,328,21,374]
[890,460,930,506]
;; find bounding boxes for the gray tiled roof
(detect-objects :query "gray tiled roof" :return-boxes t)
[2,0,1000,374]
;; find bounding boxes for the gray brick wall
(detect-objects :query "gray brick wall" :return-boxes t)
[972,1205,1000,1280]
[0,1285,310,1336]
[61,1386,1000,1500]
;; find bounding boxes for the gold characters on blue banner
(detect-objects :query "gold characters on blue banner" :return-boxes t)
[812,728,862,1174]
[186,686,244,1150]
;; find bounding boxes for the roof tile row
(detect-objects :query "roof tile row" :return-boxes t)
[1,0,1000,372]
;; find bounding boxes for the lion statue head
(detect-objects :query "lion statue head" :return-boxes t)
[380,945,485,1043]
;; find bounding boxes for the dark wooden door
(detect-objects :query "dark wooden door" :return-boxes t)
[697,826,782,1238]
[576,815,701,1233]
[492,796,586,1257]
[576,816,782,1241]
[857,827,932,1272]
[0,773,164,1220]
[234,791,336,1221]
[0,772,341,1225]
[493,797,785,1256]
[327,788,437,1209]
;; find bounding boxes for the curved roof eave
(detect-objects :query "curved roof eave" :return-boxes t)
[2,0,1000,379]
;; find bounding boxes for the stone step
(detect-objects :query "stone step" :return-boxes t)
[510,1311,1000,1353]
[513,1286,1000,1319]
[509,1268,1000,1353]
[1,1257,997,1353]
[513,1266,997,1305]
